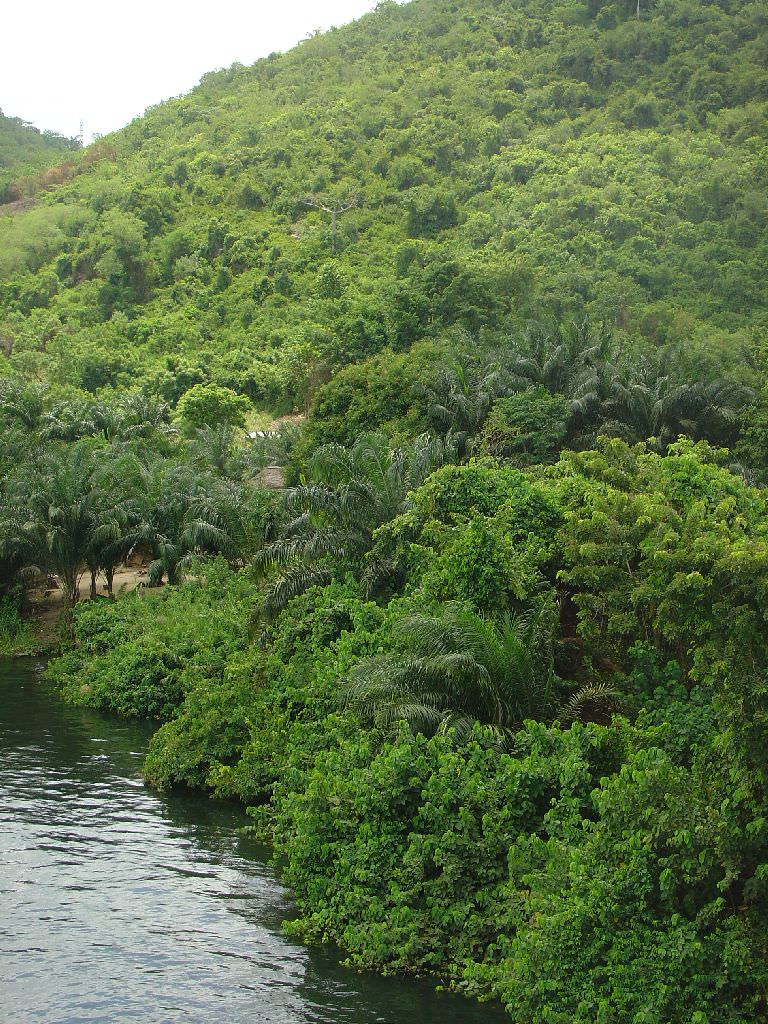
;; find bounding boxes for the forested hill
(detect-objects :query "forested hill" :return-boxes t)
[4,5,768,1018]
[0,112,79,204]
[1,0,766,408]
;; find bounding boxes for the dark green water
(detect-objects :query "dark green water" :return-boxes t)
[0,659,508,1024]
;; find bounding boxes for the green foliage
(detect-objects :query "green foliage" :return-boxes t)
[488,743,767,1022]
[146,579,384,799]
[405,186,459,237]
[421,516,543,612]
[365,458,564,604]
[410,460,536,522]
[554,436,768,664]
[479,388,569,464]
[176,382,251,430]
[296,342,441,452]
[142,647,261,790]
[40,431,768,1019]
[272,721,628,979]
[1,0,766,405]
[344,597,558,738]
[0,592,32,654]
[256,431,451,617]
[0,111,78,204]
[0,205,85,278]
[48,560,253,718]
[10,1,768,1017]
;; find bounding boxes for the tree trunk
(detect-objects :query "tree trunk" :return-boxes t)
[105,566,115,598]
[63,572,79,608]
[90,568,98,601]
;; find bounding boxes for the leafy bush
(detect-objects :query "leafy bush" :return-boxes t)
[478,388,570,464]
[176,382,251,430]
[271,722,627,981]
[48,561,253,718]
[0,593,31,654]
[489,742,767,1023]
[146,580,384,800]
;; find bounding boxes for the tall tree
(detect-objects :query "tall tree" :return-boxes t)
[255,432,452,617]
[2,441,99,606]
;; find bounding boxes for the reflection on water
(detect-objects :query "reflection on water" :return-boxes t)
[0,659,507,1023]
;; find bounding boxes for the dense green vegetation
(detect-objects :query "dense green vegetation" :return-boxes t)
[0,0,766,401]
[0,111,79,205]
[2,0,768,1018]
[44,437,768,1020]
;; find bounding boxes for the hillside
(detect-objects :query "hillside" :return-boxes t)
[0,0,766,408]
[2,3,768,1020]
[0,111,79,204]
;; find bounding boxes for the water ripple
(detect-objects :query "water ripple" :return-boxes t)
[0,659,506,1024]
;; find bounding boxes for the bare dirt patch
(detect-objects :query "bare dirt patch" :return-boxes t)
[21,566,151,651]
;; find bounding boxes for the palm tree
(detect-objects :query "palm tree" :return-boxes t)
[599,356,750,450]
[417,356,506,455]
[114,392,173,441]
[43,392,175,446]
[3,442,100,606]
[675,377,751,446]
[501,315,618,444]
[41,400,100,442]
[561,682,624,726]
[343,598,558,740]
[110,455,244,585]
[0,491,33,599]
[598,361,677,448]
[188,424,238,476]
[254,432,451,618]
[83,498,133,598]
[0,378,46,430]
[511,319,612,392]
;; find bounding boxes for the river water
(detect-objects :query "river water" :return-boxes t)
[0,659,508,1024]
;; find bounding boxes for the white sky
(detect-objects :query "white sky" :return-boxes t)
[0,1,380,143]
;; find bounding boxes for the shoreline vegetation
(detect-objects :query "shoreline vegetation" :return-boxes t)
[2,0,768,1018]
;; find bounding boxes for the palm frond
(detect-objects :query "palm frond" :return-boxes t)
[561,682,624,725]
[342,596,558,737]
[261,563,333,620]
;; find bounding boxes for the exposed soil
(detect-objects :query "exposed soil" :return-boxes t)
[0,197,37,215]
[20,566,150,652]
[254,465,286,489]
[268,412,305,430]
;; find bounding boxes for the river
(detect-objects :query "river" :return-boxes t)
[0,658,508,1023]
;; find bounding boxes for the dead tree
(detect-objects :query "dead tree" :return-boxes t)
[302,193,359,254]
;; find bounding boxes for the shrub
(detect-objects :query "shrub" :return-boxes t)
[49,561,253,719]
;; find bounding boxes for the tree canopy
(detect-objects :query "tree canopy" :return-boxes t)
[3,0,768,1018]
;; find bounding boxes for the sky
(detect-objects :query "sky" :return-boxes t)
[0,0,380,143]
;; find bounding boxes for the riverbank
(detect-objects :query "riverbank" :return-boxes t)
[5,566,152,656]
[38,445,768,1022]
[1,657,503,1024]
